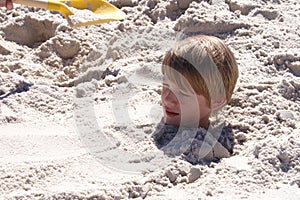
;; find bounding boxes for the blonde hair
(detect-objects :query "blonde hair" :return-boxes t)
[162,35,239,107]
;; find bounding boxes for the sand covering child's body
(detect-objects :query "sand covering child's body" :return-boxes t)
[153,35,239,164]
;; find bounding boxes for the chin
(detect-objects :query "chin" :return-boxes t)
[164,116,201,128]
[163,116,180,127]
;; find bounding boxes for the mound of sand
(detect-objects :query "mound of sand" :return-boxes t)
[0,0,299,199]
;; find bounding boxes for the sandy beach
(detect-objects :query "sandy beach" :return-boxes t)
[0,0,299,199]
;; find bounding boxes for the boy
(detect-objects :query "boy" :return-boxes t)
[154,35,239,164]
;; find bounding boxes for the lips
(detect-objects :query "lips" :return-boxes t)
[164,107,179,117]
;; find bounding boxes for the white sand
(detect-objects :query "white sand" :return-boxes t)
[0,0,300,199]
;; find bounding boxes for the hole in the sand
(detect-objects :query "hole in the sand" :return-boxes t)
[1,15,58,48]
[253,10,279,21]
[0,81,32,100]
[225,0,258,16]
[273,54,300,77]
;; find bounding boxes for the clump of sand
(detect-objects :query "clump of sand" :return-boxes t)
[0,0,300,199]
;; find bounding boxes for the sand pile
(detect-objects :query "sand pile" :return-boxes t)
[0,0,299,199]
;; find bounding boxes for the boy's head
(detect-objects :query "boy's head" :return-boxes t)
[161,35,239,128]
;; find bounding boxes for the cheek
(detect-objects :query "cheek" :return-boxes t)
[181,105,198,118]
[197,97,211,117]
[179,97,205,115]
[179,96,198,109]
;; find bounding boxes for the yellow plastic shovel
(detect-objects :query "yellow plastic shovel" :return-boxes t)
[13,0,126,27]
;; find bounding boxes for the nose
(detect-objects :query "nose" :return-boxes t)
[162,87,178,107]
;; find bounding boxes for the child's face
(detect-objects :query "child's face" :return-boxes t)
[161,76,211,128]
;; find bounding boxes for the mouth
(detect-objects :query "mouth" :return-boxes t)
[164,107,179,117]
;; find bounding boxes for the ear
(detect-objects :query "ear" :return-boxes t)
[211,98,227,111]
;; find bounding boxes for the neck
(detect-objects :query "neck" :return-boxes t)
[199,116,210,130]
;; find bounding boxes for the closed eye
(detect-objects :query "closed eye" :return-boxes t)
[162,83,169,88]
